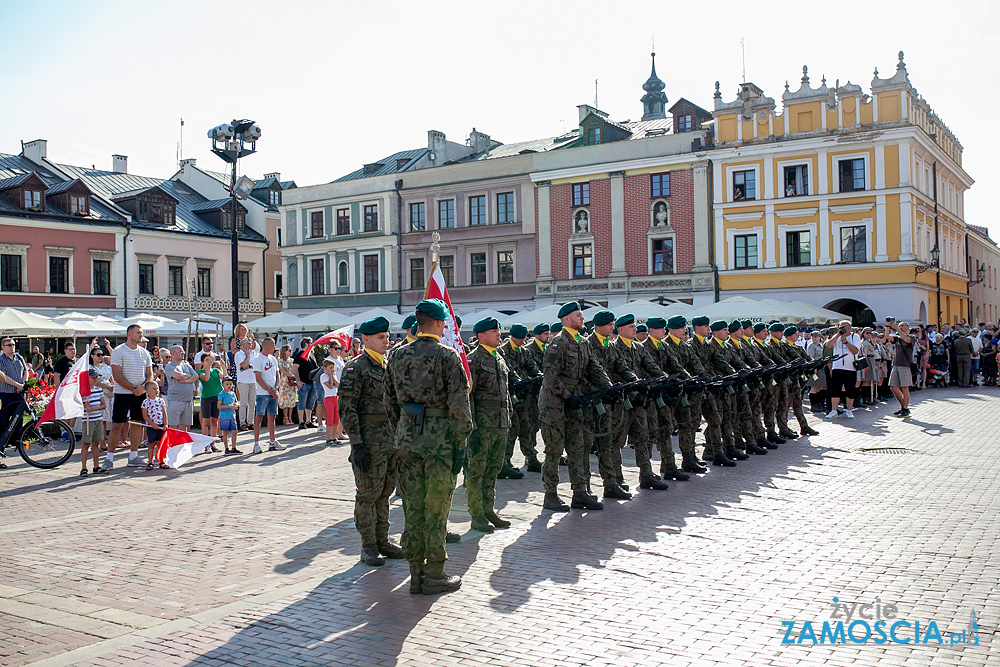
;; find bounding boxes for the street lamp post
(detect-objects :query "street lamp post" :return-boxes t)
[208,119,261,331]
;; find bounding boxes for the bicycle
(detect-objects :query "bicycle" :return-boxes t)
[0,389,76,469]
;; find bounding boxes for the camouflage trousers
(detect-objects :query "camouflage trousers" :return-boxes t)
[352,446,400,546]
[701,392,725,454]
[613,402,654,479]
[761,383,779,433]
[540,409,590,494]
[788,384,809,429]
[505,400,540,464]
[397,425,459,566]
[677,393,703,455]
[774,383,791,431]
[747,389,766,440]
[587,406,622,487]
[733,387,753,447]
[648,401,677,468]
[465,427,507,519]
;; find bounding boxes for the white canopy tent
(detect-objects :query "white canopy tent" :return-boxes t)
[117,313,178,335]
[53,317,127,337]
[580,299,693,324]
[349,308,406,329]
[294,310,355,333]
[457,309,518,330]
[499,304,568,329]
[688,296,841,325]
[239,311,309,333]
[0,307,75,337]
[784,301,845,324]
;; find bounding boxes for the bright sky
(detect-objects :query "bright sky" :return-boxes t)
[3,0,997,236]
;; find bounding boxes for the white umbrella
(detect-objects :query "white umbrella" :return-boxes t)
[295,310,354,333]
[0,307,74,337]
[580,299,693,324]
[499,304,568,328]
[52,311,94,321]
[117,313,178,335]
[56,318,127,336]
[459,308,518,330]
[784,301,843,324]
[349,308,405,328]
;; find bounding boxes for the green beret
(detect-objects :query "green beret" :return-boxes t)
[473,317,499,334]
[401,314,416,331]
[753,322,767,333]
[667,315,688,330]
[741,319,753,329]
[614,313,635,327]
[550,322,563,334]
[557,301,581,318]
[410,322,418,335]
[532,322,549,335]
[636,324,647,333]
[592,310,615,327]
[728,319,743,331]
[646,317,666,329]
[415,298,448,321]
[509,324,528,338]
[454,315,463,328]
[783,326,798,336]
[691,316,710,327]
[709,320,729,332]
[358,316,390,335]
[768,322,785,333]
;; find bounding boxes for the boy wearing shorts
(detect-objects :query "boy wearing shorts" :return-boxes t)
[81,369,108,476]
[218,377,241,454]
[141,381,169,470]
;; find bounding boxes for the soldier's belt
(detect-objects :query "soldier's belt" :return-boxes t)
[424,408,450,417]
[359,414,389,422]
[474,399,503,407]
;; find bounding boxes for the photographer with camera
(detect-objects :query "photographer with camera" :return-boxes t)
[824,320,861,419]
[885,318,915,417]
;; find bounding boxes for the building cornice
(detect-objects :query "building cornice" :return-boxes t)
[530,152,707,183]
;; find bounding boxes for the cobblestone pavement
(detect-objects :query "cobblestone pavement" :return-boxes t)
[1,387,997,667]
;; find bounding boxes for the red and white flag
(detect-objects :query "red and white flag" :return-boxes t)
[154,428,216,469]
[303,325,355,358]
[425,262,470,379]
[39,346,91,423]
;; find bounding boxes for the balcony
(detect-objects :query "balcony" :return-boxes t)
[133,296,264,314]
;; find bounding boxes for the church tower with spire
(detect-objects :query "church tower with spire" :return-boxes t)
[641,52,668,121]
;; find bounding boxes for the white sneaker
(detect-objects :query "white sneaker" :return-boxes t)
[268,441,286,451]
[251,442,262,454]
[845,410,855,419]
[824,410,838,419]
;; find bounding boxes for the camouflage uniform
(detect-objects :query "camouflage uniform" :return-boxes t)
[340,351,397,550]
[664,335,708,459]
[766,335,795,434]
[538,329,609,495]
[584,333,636,488]
[691,334,733,456]
[735,337,767,444]
[754,335,784,438]
[521,339,546,461]
[642,336,690,471]
[498,339,537,465]
[610,337,665,481]
[384,336,473,570]
[785,341,812,432]
[717,337,749,450]
[466,344,515,521]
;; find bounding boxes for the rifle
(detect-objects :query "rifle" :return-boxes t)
[509,375,543,404]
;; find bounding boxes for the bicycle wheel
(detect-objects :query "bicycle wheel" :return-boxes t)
[18,419,75,469]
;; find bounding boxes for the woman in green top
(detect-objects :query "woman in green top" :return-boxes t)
[197,353,224,446]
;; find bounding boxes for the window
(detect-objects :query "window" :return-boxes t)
[49,257,68,293]
[310,259,325,295]
[310,211,324,238]
[440,255,455,286]
[338,261,348,287]
[24,190,42,209]
[783,165,809,197]
[652,239,674,274]
[572,244,593,278]
[163,204,175,225]
[410,258,425,289]
[840,226,867,263]
[733,170,756,201]
[651,173,671,198]
[471,252,487,285]
[221,210,245,232]
[497,251,513,284]
[469,195,486,226]
[269,189,280,206]
[586,127,601,145]
[838,159,865,192]
[438,200,455,229]
[1,255,22,292]
[496,192,514,224]
[733,235,758,270]
[92,260,111,295]
[363,204,378,232]
[70,194,88,214]
[237,270,250,300]
[786,231,811,266]
[572,183,590,207]
[677,114,693,132]
[363,255,379,292]
[197,267,212,297]
[276,228,282,247]
[168,265,184,296]
[336,208,350,236]
[275,273,283,297]
[138,263,154,295]
[409,202,425,231]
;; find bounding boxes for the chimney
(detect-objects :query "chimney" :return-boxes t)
[469,128,492,154]
[22,139,47,163]
[264,172,280,180]
[112,155,128,174]
[179,158,197,171]
[427,130,447,164]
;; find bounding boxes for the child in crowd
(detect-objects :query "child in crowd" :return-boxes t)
[218,377,242,454]
[196,353,223,451]
[321,357,341,446]
[141,381,169,470]
[80,369,108,476]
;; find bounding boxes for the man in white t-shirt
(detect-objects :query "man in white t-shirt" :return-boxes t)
[824,320,861,419]
[107,325,153,468]
[251,337,283,453]
[234,339,257,431]
[970,332,983,385]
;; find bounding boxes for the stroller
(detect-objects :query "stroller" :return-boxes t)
[925,362,949,388]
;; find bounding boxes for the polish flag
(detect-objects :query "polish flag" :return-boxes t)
[425,262,470,379]
[154,428,217,469]
[303,325,355,358]
[39,345,91,423]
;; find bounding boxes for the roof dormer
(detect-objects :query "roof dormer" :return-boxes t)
[111,185,178,224]
[46,178,94,216]
[0,171,49,212]
[191,199,248,232]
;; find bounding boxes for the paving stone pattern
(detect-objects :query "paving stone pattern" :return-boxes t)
[0,387,996,667]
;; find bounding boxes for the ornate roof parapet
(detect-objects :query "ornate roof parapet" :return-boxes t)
[781,65,832,104]
[713,81,775,119]
[872,51,912,91]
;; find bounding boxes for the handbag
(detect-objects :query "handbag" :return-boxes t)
[853,357,870,371]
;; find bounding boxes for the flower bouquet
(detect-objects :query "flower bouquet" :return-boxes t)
[24,378,56,415]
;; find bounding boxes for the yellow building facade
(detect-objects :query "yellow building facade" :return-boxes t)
[710,52,973,326]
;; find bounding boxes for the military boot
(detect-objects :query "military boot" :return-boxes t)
[421,561,461,595]
[799,423,819,436]
[639,475,670,490]
[702,448,714,462]
[603,483,632,500]
[361,545,385,566]
[660,458,690,481]
[681,451,708,474]
[470,516,495,533]
[500,461,524,479]
[408,562,424,594]
[766,430,785,446]
[616,477,630,492]
[525,456,542,473]
[446,532,461,543]
[746,442,769,455]
[570,491,604,510]
[485,509,511,529]
[377,540,404,559]
[726,444,749,461]
[543,493,570,512]
[779,427,800,439]
[713,446,737,466]
[755,435,771,450]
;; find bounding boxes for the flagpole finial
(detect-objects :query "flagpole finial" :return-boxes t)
[431,231,441,263]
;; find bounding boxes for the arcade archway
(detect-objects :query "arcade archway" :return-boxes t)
[824,298,876,327]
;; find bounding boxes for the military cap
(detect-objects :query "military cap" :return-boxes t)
[768,322,785,333]
[741,319,753,329]
[636,323,647,333]
[550,322,563,333]
[811,330,823,337]
[455,315,463,329]
[729,319,743,331]
[557,301,581,318]
[401,314,416,331]
[783,325,798,336]
[532,322,549,335]
[509,323,528,339]
[415,298,448,321]
[646,317,666,329]
[753,322,767,333]
[667,315,688,330]
[709,320,729,332]
[410,322,418,335]
[592,310,615,326]
[473,317,500,334]
[614,313,635,327]
[358,316,390,335]
[691,316,710,327]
